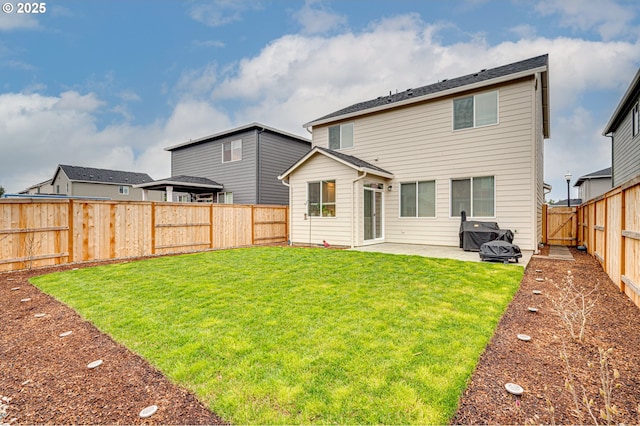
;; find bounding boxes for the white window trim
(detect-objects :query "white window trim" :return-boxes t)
[328,123,354,150]
[307,180,336,218]
[217,192,233,204]
[449,176,496,218]
[398,180,437,219]
[119,185,130,195]
[222,139,242,163]
[452,89,499,131]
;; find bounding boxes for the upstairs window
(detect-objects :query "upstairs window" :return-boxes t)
[453,90,498,130]
[328,123,354,150]
[222,139,242,163]
[308,180,336,217]
[633,102,639,137]
[118,185,130,195]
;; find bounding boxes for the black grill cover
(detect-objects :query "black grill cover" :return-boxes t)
[479,240,522,263]
[459,221,513,251]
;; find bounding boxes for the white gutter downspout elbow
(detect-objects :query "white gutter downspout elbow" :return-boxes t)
[351,171,367,249]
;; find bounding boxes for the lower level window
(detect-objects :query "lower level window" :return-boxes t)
[217,192,233,204]
[401,181,435,217]
[308,180,336,217]
[451,176,494,217]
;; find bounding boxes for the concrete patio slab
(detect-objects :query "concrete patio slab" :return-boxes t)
[350,243,533,267]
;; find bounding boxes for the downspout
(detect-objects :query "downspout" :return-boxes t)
[281,178,292,244]
[256,127,266,204]
[351,171,367,248]
[606,133,614,187]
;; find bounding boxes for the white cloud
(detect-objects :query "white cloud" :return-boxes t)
[292,0,347,35]
[192,39,226,48]
[535,0,640,41]
[187,0,263,27]
[0,12,40,31]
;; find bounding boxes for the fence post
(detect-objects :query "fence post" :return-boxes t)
[151,202,156,255]
[251,205,255,245]
[68,199,74,263]
[620,188,626,293]
[210,203,214,249]
[542,203,547,244]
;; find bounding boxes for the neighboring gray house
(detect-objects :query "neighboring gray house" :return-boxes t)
[139,123,311,205]
[48,165,163,201]
[279,54,550,251]
[603,68,640,187]
[573,167,612,202]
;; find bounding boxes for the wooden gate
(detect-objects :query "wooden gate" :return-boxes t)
[543,205,578,246]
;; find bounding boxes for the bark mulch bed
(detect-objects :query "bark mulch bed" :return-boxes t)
[1,248,639,424]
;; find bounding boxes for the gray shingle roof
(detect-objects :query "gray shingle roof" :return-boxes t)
[153,175,222,186]
[574,167,612,186]
[315,147,392,176]
[58,165,153,185]
[306,54,549,127]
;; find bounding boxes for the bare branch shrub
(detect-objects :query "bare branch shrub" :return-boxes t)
[21,231,41,270]
[560,345,621,425]
[549,270,597,342]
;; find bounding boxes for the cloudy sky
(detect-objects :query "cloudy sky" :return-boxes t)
[0,0,639,202]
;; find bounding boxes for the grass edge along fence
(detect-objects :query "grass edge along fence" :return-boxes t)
[0,199,288,272]
[577,175,640,309]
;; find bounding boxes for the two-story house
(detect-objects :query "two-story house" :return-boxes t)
[279,54,550,252]
[603,68,640,187]
[138,123,311,205]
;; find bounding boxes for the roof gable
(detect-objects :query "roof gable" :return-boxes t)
[55,165,154,185]
[278,147,393,180]
[304,54,549,132]
[165,122,311,151]
[574,167,612,186]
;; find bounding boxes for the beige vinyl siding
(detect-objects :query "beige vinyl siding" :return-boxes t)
[288,154,358,246]
[71,182,163,201]
[312,77,540,250]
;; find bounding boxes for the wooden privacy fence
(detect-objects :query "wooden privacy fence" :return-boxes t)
[542,204,578,246]
[577,176,640,309]
[0,199,288,272]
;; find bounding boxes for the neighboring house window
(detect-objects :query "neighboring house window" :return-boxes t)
[451,176,495,217]
[400,181,436,217]
[308,180,336,217]
[222,139,242,162]
[66,183,69,193]
[328,123,354,150]
[176,194,189,202]
[453,90,498,130]
[119,186,130,195]
[217,192,233,204]
[56,185,60,194]
[633,102,639,137]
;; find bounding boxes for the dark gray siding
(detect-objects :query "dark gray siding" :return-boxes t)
[612,113,640,187]
[171,130,258,204]
[257,132,311,205]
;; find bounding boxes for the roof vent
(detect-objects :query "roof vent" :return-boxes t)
[480,68,486,72]
[441,79,448,82]
[473,73,479,77]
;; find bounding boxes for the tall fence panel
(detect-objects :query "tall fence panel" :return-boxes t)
[0,199,288,272]
[0,199,70,272]
[578,176,640,309]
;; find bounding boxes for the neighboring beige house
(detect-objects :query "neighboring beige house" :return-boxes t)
[574,167,612,202]
[47,165,164,201]
[19,179,54,195]
[279,54,550,252]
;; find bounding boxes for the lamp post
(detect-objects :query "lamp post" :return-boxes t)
[564,171,572,207]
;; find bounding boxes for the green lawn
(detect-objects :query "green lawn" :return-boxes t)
[31,246,523,424]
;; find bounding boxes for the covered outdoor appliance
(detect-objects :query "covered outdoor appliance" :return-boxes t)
[459,211,514,252]
[479,240,522,263]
